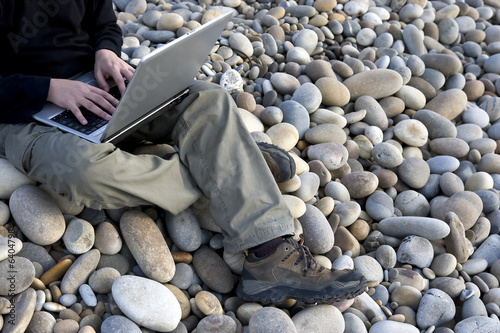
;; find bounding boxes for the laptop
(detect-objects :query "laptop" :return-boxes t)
[33,10,233,145]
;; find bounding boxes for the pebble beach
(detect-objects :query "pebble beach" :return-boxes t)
[2,0,500,331]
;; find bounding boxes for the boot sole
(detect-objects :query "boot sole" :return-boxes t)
[257,142,296,182]
[236,276,367,305]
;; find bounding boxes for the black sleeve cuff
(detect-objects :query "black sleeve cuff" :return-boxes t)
[0,75,51,123]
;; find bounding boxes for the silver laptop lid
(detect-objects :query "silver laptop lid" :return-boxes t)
[101,10,233,143]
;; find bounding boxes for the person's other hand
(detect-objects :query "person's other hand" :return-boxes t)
[47,79,119,125]
[94,49,135,96]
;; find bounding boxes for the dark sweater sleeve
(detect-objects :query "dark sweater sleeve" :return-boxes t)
[0,75,51,124]
[85,0,123,56]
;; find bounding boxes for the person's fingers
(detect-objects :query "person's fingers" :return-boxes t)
[80,98,113,121]
[68,105,88,125]
[94,69,110,92]
[124,66,135,81]
[90,86,119,108]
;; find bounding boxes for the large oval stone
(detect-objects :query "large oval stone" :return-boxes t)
[192,247,234,294]
[298,204,334,254]
[307,143,349,170]
[270,72,300,95]
[417,288,456,329]
[341,171,379,199]
[112,275,181,332]
[424,89,468,120]
[370,321,419,333]
[412,109,457,139]
[304,124,346,144]
[432,191,483,230]
[343,69,403,100]
[292,304,345,333]
[60,249,100,294]
[0,256,35,296]
[378,217,450,240]
[280,100,311,139]
[165,208,202,252]
[420,53,462,76]
[9,185,65,246]
[315,77,350,106]
[1,288,36,333]
[0,159,36,200]
[120,210,175,283]
[355,96,388,130]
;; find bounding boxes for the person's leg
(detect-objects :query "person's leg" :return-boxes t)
[136,80,296,254]
[0,123,201,214]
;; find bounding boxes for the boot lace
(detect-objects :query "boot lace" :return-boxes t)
[285,236,320,273]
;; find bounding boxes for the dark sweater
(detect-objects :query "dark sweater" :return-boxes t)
[0,0,123,123]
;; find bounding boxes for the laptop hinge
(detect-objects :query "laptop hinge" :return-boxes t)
[103,88,190,145]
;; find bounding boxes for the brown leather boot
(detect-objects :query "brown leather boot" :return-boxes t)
[256,142,296,183]
[237,238,367,304]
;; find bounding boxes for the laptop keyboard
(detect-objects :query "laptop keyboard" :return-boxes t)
[50,85,122,135]
[51,109,108,135]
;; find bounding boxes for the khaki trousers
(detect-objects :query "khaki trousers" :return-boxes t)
[0,81,293,253]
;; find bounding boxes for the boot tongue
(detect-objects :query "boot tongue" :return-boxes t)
[285,237,320,272]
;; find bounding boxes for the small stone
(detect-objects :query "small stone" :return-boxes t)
[280,100,311,139]
[156,13,184,31]
[94,221,122,255]
[292,304,345,333]
[394,119,428,147]
[0,159,36,200]
[249,307,297,333]
[299,204,335,254]
[343,69,403,100]
[101,315,142,333]
[369,320,420,333]
[354,255,383,283]
[53,319,79,333]
[165,208,203,252]
[315,77,350,107]
[471,234,500,267]
[424,89,468,120]
[192,246,234,294]
[397,235,434,268]
[60,249,100,294]
[196,314,238,332]
[26,311,56,333]
[454,316,500,333]
[417,289,456,330]
[341,171,379,199]
[1,288,36,333]
[88,267,121,294]
[376,245,397,270]
[431,253,457,277]
[378,217,450,240]
[79,284,97,307]
[0,237,22,262]
[62,218,95,254]
[0,256,35,295]
[40,258,73,286]
[194,291,223,316]
[398,157,430,189]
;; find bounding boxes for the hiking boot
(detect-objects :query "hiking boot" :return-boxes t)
[237,237,367,304]
[256,142,296,183]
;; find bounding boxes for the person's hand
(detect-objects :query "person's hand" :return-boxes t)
[94,49,135,96]
[47,79,119,125]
